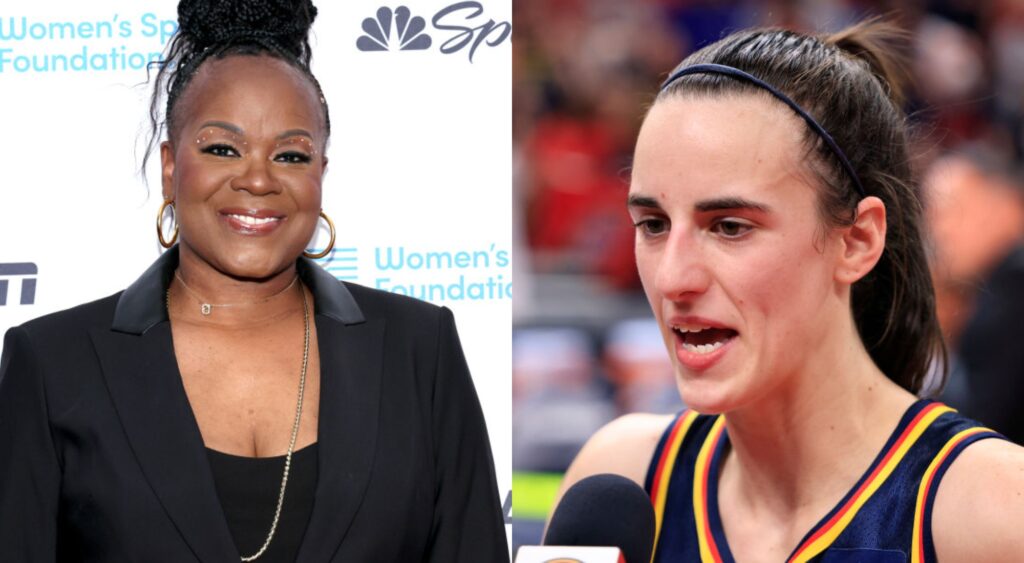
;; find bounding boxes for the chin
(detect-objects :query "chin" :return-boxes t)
[215,248,296,280]
[673,368,750,416]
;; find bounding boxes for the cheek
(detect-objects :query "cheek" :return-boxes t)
[172,156,222,200]
[635,244,661,306]
[295,174,323,206]
[280,162,323,201]
[727,233,834,343]
[292,175,324,230]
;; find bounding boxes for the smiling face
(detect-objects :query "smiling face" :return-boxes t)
[161,55,328,280]
[629,95,854,414]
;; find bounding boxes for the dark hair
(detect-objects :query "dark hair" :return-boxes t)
[654,20,945,395]
[142,0,330,174]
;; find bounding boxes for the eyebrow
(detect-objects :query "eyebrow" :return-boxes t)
[627,194,772,214]
[194,123,315,141]
[694,197,771,214]
[197,120,243,135]
[627,194,663,210]
[276,129,314,140]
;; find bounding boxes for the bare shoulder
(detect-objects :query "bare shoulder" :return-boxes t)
[933,437,1024,562]
[554,413,676,503]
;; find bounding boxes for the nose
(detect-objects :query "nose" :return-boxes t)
[652,230,712,302]
[230,154,280,195]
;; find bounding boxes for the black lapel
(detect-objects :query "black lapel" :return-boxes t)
[296,314,384,563]
[90,323,238,562]
[101,247,369,562]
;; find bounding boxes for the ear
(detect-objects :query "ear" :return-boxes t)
[836,196,887,284]
[160,141,175,201]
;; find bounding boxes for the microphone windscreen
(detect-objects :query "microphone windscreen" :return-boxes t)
[544,473,655,563]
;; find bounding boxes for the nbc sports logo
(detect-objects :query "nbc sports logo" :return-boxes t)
[356,6,432,52]
[355,2,510,62]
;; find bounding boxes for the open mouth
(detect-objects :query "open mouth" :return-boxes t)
[672,326,738,355]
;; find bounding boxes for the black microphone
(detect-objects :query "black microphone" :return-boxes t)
[543,473,655,563]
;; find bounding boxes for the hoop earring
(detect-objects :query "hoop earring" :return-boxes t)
[157,199,178,248]
[303,210,336,259]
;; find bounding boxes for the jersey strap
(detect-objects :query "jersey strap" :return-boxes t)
[785,402,953,563]
[911,425,1002,563]
[693,416,728,563]
[647,410,699,563]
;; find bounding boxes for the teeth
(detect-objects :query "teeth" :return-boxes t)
[229,214,279,226]
[673,326,712,333]
[681,341,725,355]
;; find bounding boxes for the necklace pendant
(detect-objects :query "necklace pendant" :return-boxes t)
[201,303,212,315]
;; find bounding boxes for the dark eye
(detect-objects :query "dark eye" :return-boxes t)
[634,218,668,236]
[201,144,239,158]
[711,219,752,238]
[275,151,312,164]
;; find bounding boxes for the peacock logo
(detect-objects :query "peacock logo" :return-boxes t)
[356,6,432,52]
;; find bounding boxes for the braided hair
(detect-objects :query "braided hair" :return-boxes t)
[143,0,329,174]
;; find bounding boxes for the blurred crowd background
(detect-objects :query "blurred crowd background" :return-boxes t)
[511,0,1024,549]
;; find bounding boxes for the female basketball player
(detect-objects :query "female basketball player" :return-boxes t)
[558,20,1024,562]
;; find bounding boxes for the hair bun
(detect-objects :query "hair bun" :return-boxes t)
[177,0,317,58]
[824,18,911,107]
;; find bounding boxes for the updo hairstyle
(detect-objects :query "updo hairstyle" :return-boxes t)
[143,0,329,171]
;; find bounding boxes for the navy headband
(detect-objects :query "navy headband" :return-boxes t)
[660,63,866,198]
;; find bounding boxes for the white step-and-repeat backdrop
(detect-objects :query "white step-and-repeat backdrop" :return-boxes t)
[0,0,511,538]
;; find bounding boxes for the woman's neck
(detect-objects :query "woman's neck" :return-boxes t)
[169,248,305,328]
[719,317,917,521]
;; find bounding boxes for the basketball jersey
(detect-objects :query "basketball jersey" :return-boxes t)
[643,400,1003,563]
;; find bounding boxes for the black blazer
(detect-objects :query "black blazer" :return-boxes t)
[0,248,508,562]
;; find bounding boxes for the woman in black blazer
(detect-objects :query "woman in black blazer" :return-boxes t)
[0,0,507,561]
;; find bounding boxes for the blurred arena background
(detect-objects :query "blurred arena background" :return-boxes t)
[511,0,1024,550]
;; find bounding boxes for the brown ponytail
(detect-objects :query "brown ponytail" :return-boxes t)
[655,20,947,395]
[824,18,912,106]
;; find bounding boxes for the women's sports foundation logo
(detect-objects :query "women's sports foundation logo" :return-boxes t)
[356,2,510,62]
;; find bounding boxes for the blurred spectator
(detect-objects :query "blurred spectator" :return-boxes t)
[924,141,1024,443]
[912,14,990,141]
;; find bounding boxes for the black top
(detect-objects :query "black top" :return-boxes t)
[206,443,319,562]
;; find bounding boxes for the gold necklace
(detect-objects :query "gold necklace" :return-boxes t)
[165,281,310,562]
[174,271,299,316]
